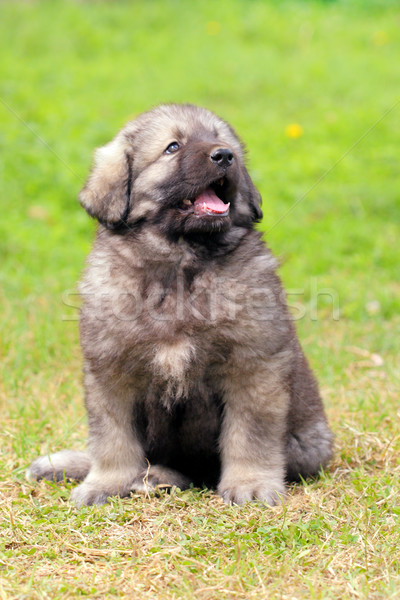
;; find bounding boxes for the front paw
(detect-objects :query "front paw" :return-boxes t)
[71,482,110,507]
[71,474,135,507]
[217,476,286,506]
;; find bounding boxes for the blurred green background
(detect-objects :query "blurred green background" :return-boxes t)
[0,0,399,440]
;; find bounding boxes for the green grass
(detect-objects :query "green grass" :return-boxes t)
[1,1,399,598]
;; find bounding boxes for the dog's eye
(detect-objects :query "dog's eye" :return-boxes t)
[164,141,180,154]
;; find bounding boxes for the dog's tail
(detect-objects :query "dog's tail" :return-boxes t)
[26,450,91,483]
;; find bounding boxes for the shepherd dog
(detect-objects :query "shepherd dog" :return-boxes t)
[27,104,333,506]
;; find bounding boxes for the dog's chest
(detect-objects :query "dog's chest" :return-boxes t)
[152,337,195,384]
[143,265,230,395]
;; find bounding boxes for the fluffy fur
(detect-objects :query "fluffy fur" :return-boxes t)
[27,104,333,506]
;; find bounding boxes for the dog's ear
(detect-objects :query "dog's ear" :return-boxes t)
[79,135,133,229]
[242,167,263,223]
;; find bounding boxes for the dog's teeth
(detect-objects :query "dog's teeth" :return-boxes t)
[183,199,192,206]
[219,178,224,186]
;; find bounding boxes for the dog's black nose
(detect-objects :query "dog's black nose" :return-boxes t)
[210,147,234,167]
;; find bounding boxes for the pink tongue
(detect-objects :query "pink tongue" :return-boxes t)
[193,188,229,214]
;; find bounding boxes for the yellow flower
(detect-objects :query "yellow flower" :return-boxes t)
[206,21,221,36]
[285,123,303,139]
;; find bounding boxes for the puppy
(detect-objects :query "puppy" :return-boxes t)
[28,104,333,506]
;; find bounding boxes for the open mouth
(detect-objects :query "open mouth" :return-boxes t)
[181,178,230,217]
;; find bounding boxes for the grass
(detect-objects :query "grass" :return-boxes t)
[0,0,399,598]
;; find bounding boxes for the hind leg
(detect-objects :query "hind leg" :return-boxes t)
[27,450,91,483]
[285,345,334,482]
[285,419,333,482]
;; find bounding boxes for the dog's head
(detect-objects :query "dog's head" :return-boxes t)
[79,104,262,240]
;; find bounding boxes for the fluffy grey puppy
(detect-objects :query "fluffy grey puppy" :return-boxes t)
[27,104,333,506]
